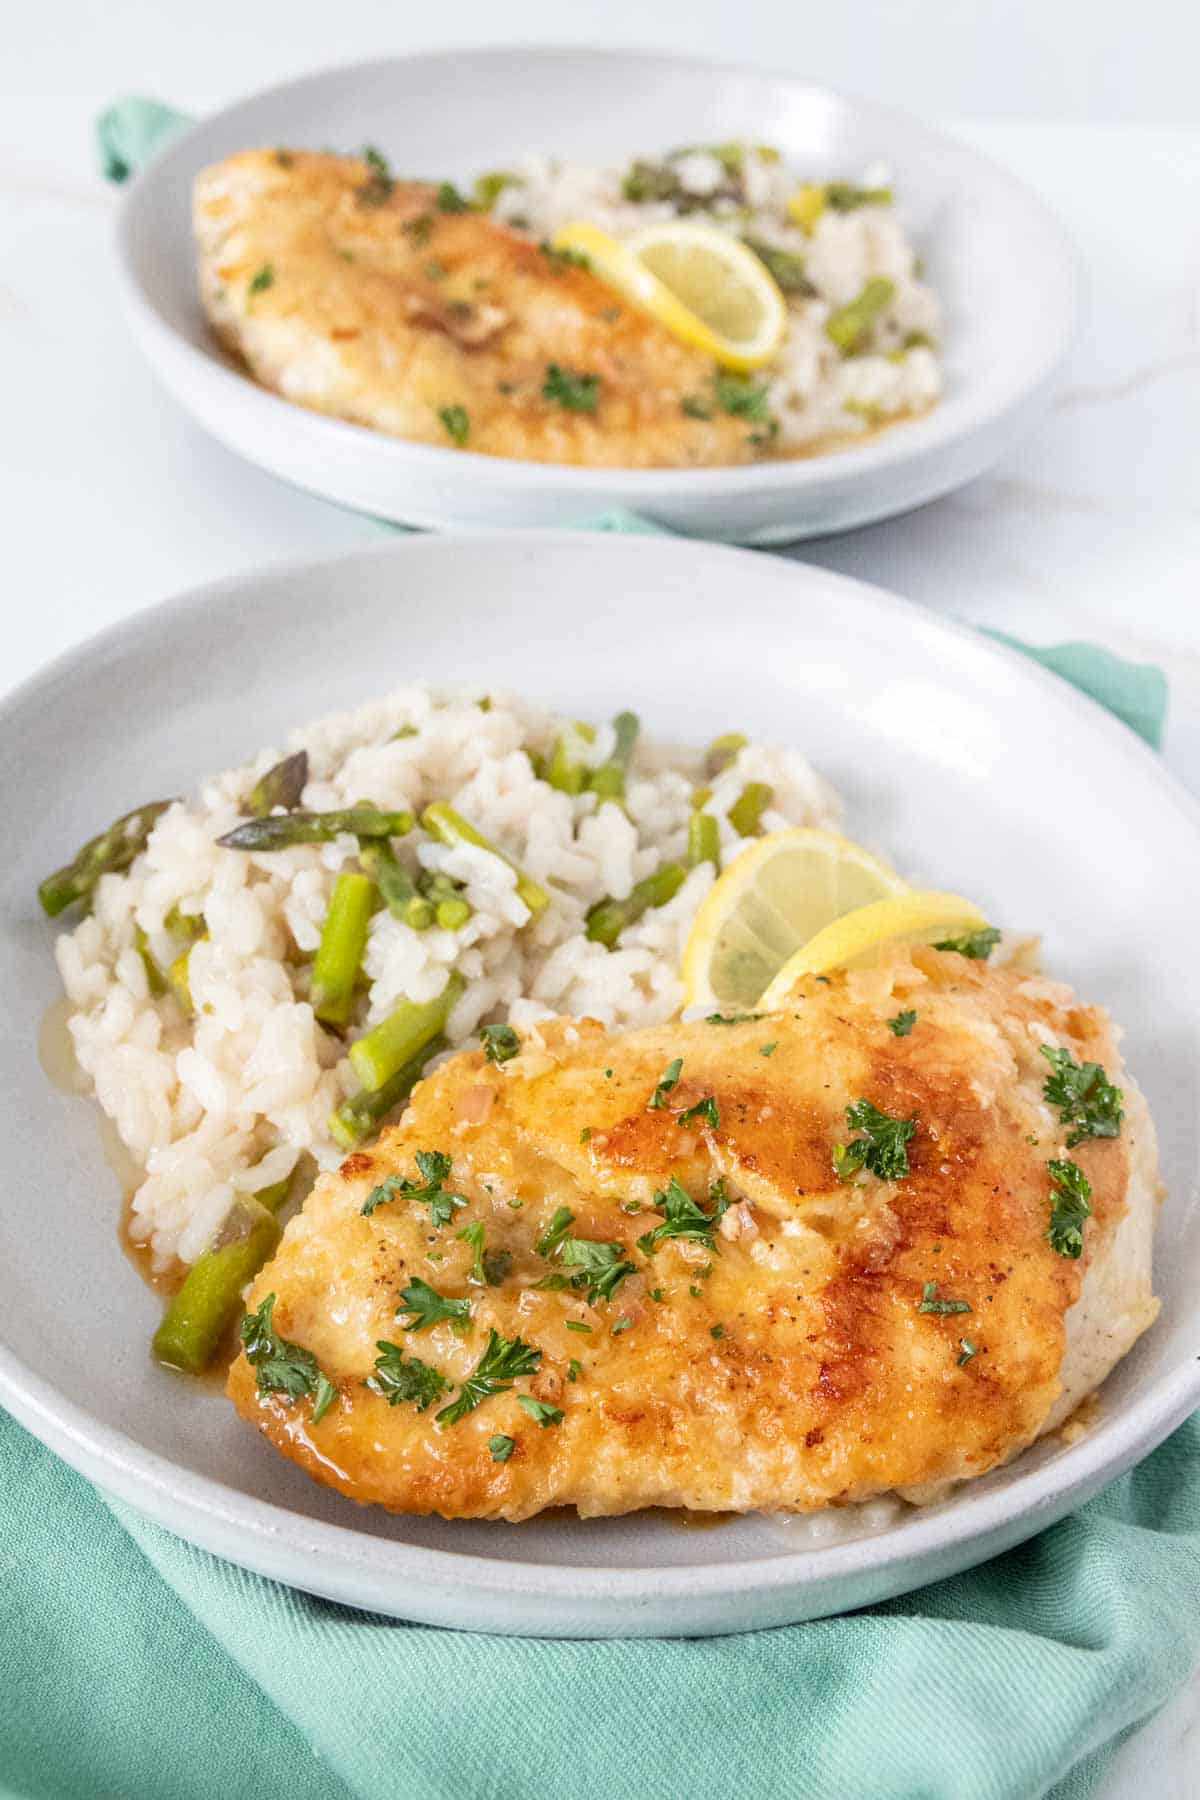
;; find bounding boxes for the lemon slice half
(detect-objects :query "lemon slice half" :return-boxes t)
[551,218,787,372]
[680,829,910,1012]
[757,890,990,1009]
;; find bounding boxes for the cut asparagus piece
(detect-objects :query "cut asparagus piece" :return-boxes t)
[421,803,549,916]
[704,732,747,778]
[349,971,465,1093]
[825,278,895,355]
[687,813,720,869]
[328,1037,446,1150]
[728,782,774,838]
[38,800,176,918]
[589,711,640,802]
[311,872,373,1026]
[217,807,413,851]
[246,750,308,817]
[585,861,687,948]
[152,1197,281,1375]
[358,840,434,929]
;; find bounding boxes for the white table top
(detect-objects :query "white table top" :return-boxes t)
[2,95,1197,1798]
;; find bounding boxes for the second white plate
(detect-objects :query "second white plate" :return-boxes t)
[117,47,1078,543]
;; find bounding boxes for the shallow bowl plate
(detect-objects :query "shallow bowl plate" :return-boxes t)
[2,533,1197,1636]
[117,46,1078,544]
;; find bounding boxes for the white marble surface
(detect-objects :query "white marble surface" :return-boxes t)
[2,74,1198,1800]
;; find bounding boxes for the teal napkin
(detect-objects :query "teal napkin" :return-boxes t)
[3,96,1188,1800]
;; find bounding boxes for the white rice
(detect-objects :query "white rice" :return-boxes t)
[487,145,942,450]
[56,685,840,1272]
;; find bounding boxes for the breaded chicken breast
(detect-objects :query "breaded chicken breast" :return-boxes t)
[227,948,1159,1519]
[194,150,762,467]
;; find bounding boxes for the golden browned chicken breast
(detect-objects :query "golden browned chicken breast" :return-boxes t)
[227,947,1159,1519]
[193,149,763,467]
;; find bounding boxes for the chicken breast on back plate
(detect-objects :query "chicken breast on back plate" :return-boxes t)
[227,947,1159,1520]
[194,150,762,467]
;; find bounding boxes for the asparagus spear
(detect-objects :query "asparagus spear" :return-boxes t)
[310,872,373,1026]
[704,732,747,778]
[358,840,434,929]
[246,749,308,817]
[687,813,720,869]
[585,861,687,948]
[825,278,895,355]
[349,970,465,1093]
[421,803,549,916]
[728,782,774,837]
[38,799,176,918]
[152,1196,281,1374]
[328,1037,446,1150]
[217,807,413,852]
[590,711,640,802]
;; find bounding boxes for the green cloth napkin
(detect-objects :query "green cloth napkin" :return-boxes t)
[4,96,1187,1800]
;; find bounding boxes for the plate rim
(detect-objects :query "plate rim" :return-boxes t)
[3,529,1197,1620]
[115,41,1082,497]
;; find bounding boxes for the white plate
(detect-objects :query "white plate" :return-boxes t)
[117,47,1078,544]
[3,533,1197,1637]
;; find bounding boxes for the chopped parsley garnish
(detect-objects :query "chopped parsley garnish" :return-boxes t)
[479,1022,520,1064]
[917,1281,972,1316]
[638,1176,718,1254]
[758,1042,778,1057]
[435,180,470,212]
[517,1395,563,1427]
[579,1128,592,1144]
[438,404,470,446]
[1040,1046,1124,1147]
[681,394,712,420]
[565,1320,593,1334]
[1047,1158,1093,1259]
[888,1010,917,1037]
[676,1094,720,1130]
[933,927,1001,960]
[648,1057,683,1109]
[240,1293,337,1417]
[713,370,773,423]
[706,1011,763,1024]
[483,1248,513,1287]
[542,363,601,412]
[567,1359,583,1381]
[957,1338,978,1366]
[366,1340,449,1412]
[489,1433,515,1461]
[456,1221,486,1284]
[357,145,394,206]
[395,1277,471,1332]
[248,263,274,295]
[611,1315,634,1335]
[361,1149,467,1225]
[403,212,434,244]
[535,1206,575,1257]
[540,240,592,271]
[832,1100,916,1182]
[710,1324,726,1340]
[559,1237,637,1305]
[709,1177,730,1224]
[435,1329,541,1426]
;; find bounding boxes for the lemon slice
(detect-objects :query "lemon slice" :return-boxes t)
[757,890,990,1009]
[680,829,910,1011]
[551,219,787,372]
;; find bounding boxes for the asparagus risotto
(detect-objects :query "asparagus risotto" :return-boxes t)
[49,686,839,1275]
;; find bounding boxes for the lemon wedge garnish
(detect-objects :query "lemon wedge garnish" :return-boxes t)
[680,829,910,1011]
[551,218,787,372]
[756,891,990,1009]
